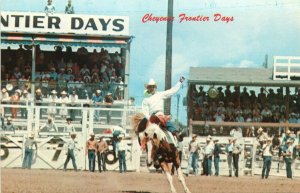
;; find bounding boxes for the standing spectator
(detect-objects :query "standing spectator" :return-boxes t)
[22,133,37,169]
[96,137,108,172]
[203,137,214,176]
[44,0,55,15]
[59,91,69,119]
[213,139,221,176]
[225,138,233,177]
[20,90,31,119]
[104,92,114,124]
[64,133,78,171]
[232,138,242,177]
[65,0,74,14]
[35,89,43,118]
[1,88,10,117]
[69,90,78,121]
[185,134,201,176]
[282,139,294,179]
[92,90,103,121]
[48,90,58,119]
[86,133,97,172]
[10,90,21,118]
[257,88,267,107]
[64,117,75,134]
[116,77,124,100]
[261,137,274,179]
[117,134,127,173]
[40,117,57,132]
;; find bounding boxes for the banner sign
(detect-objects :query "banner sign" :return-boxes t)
[1,11,129,36]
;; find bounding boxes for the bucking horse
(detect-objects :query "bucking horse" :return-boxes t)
[132,112,191,193]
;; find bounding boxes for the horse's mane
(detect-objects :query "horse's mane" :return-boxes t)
[131,113,147,134]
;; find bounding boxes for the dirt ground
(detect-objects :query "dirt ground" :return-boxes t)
[1,168,300,193]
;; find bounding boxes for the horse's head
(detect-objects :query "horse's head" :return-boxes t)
[131,113,149,151]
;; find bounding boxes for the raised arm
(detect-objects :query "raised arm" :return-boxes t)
[160,76,185,99]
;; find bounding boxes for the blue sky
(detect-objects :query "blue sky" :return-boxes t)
[2,0,300,124]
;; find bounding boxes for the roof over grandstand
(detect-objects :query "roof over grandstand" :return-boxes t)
[188,67,300,87]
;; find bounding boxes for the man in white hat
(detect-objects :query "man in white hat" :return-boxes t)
[63,133,78,171]
[69,89,78,120]
[116,76,124,100]
[40,117,57,132]
[144,78,157,98]
[1,88,10,118]
[48,90,58,119]
[20,90,31,119]
[203,137,214,176]
[142,76,185,119]
[186,134,201,176]
[86,133,97,172]
[225,138,233,177]
[232,138,242,177]
[59,91,69,119]
[261,137,274,179]
[282,139,294,179]
[92,89,103,121]
[117,134,127,173]
[22,132,38,169]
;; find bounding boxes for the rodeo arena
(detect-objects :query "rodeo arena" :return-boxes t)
[1,7,300,193]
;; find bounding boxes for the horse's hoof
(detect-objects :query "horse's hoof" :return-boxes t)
[184,188,191,193]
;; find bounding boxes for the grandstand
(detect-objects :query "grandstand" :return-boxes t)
[0,11,140,171]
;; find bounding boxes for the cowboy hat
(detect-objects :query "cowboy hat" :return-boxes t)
[286,139,294,144]
[29,132,35,138]
[257,127,263,133]
[66,117,73,121]
[96,89,101,94]
[192,134,197,138]
[51,90,57,94]
[90,132,95,136]
[107,92,112,95]
[213,138,219,142]
[145,78,157,88]
[70,132,76,136]
[267,137,272,141]
[7,117,12,121]
[36,88,41,93]
[61,91,67,95]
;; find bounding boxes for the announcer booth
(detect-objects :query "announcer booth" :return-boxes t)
[0,11,139,171]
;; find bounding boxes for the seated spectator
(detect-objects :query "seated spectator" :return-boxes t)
[65,0,75,14]
[80,64,90,76]
[261,106,272,122]
[289,113,298,123]
[45,0,55,15]
[216,101,226,114]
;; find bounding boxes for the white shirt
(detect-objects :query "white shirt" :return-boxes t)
[64,124,75,133]
[118,140,127,151]
[204,143,214,155]
[66,139,76,150]
[142,81,182,118]
[69,94,78,105]
[263,143,273,157]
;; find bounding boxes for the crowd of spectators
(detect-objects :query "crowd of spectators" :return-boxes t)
[1,45,126,100]
[189,85,300,136]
